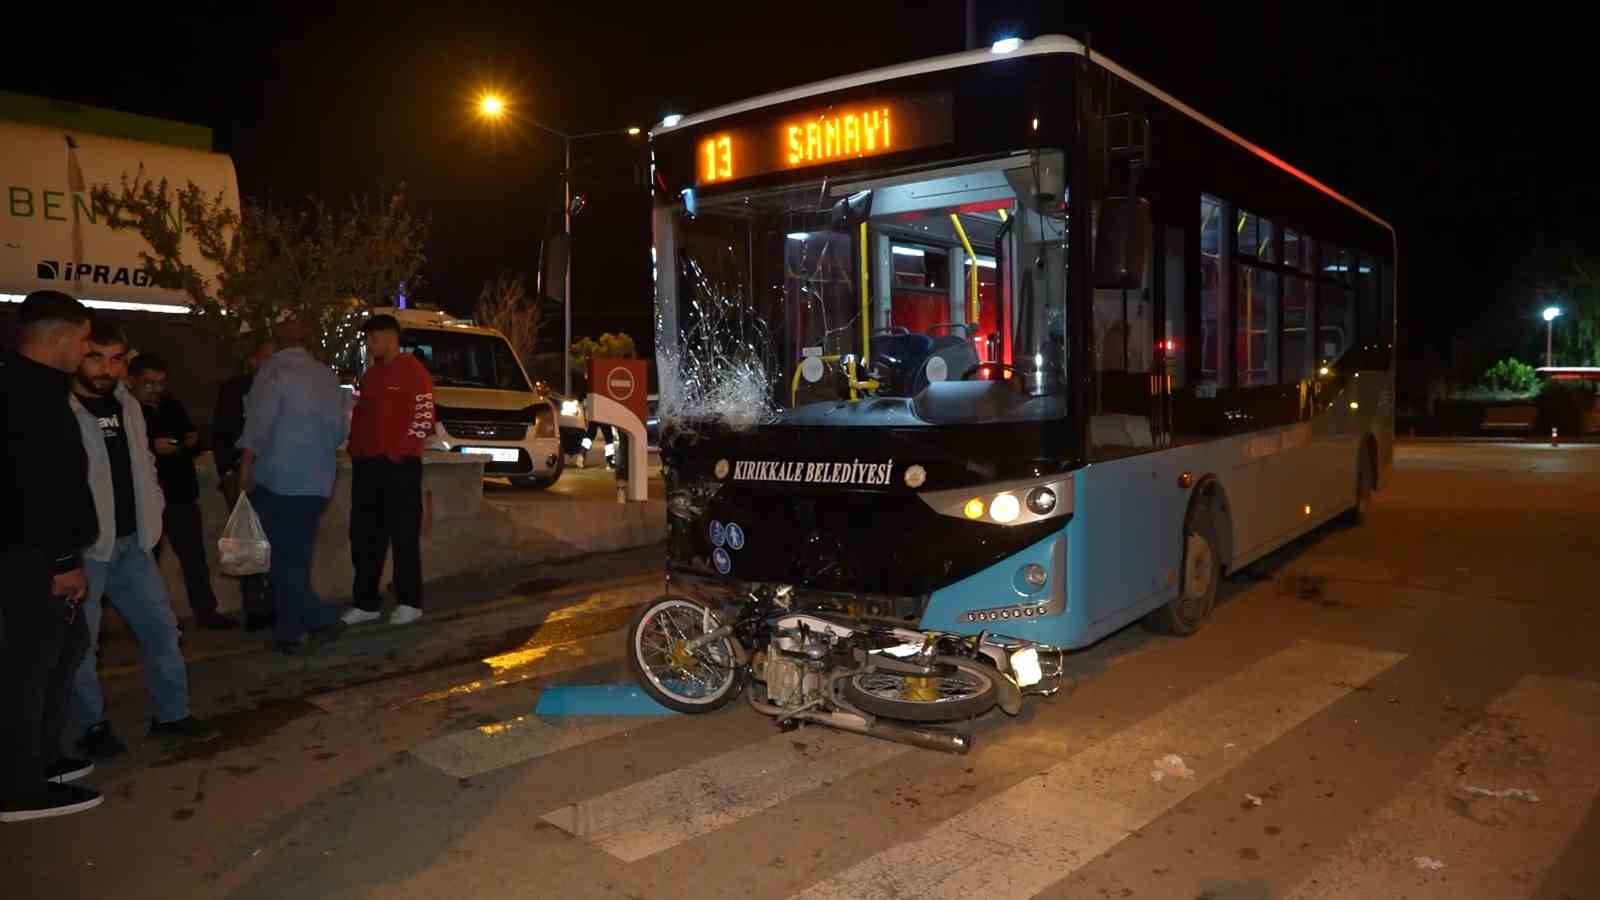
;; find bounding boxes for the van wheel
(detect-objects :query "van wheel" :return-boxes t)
[1144,506,1222,636]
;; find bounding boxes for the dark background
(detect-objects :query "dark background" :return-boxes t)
[8,1,1596,389]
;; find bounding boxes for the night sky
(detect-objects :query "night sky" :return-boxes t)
[9,1,1596,381]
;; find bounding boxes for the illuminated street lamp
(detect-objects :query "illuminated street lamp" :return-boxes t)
[1543,306,1562,367]
[472,89,640,394]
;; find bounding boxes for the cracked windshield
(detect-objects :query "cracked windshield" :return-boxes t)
[657,153,1068,429]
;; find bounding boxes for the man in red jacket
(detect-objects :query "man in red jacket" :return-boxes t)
[342,314,435,626]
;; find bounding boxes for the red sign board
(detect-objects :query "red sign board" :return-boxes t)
[588,357,648,425]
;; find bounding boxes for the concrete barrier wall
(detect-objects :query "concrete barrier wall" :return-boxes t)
[158,452,664,618]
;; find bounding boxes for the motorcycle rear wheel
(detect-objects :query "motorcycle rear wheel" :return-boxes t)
[627,595,746,714]
[840,659,998,723]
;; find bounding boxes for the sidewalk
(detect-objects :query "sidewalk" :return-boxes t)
[95,543,665,677]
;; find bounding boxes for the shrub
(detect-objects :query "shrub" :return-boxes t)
[1478,357,1539,395]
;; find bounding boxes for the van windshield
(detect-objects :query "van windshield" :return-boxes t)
[401,330,530,392]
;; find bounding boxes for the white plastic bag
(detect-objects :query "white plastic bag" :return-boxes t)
[218,492,271,576]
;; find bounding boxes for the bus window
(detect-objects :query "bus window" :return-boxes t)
[1283,274,1312,382]
[1199,195,1224,385]
[1318,283,1355,364]
[1236,209,1276,263]
[1235,265,1279,386]
[1091,251,1155,459]
[1162,226,1185,390]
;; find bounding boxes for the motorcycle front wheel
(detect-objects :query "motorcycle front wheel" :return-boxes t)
[840,659,998,723]
[627,595,746,714]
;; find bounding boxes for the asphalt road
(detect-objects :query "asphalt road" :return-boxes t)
[7,440,1598,900]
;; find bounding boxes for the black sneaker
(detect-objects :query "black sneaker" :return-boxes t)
[1,784,103,823]
[303,619,347,653]
[194,610,241,630]
[244,612,279,632]
[76,721,128,760]
[45,758,94,784]
[149,717,220,744]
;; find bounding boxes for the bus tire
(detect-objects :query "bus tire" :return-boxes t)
[1339,440,1375,527]
[1144,505,1222,636]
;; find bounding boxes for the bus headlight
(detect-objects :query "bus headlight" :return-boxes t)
[989,493,1021,523]
[1026,487,1057,515]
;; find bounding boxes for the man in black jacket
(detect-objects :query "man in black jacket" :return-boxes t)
[0,290,102,823]
[129,353,234,629]
[211,336,274,630]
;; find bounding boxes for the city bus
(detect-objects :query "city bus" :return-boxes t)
[638,34,1395,722]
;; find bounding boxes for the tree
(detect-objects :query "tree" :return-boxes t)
[474,274,544,369]
[1477,357,1538,395]
[1555,260,1600,366]
[570,332,638,375]
[90,171,427,361]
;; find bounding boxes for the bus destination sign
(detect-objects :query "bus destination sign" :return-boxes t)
[694,93,952,187]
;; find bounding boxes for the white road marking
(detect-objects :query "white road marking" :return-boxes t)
[791,641,1406,900]
[411,714,653,779]
[542,727,910,863]
[1286,675,1600,899]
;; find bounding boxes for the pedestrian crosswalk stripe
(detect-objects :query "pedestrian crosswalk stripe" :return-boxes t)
[790,641,1406,900]
[1285,674,1600,899]
[542,727,910,863]
[410,714,655,779]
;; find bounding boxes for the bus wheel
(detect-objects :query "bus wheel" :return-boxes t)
[1339,441,1375,527]
[1144,507,1221,636]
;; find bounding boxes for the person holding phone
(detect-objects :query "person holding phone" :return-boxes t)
[1,291,101,823]
[128,354,234,630]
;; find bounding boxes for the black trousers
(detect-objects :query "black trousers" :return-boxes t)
[219,473,271,617]
[0,550,88,800]
[349,457,423,612]
[154,498,219,616]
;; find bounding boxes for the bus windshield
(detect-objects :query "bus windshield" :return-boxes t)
[657,153,1068,430]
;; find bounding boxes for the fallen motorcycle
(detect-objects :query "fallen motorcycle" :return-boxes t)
[626,581,1063,754]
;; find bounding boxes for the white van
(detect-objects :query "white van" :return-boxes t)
[362,307,564,488]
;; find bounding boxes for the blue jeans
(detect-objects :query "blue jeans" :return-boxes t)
[250,487,338,643]
[71,535,191,731]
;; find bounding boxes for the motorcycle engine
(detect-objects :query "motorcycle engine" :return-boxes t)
[756,629,836,709]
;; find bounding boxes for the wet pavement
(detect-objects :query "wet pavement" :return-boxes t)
[6,441,1599,899]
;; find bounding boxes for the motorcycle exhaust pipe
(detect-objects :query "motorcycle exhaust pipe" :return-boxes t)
[792,709,973,755]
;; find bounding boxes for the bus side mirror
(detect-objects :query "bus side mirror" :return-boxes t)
[1094,197,1152,291]
[539,232,571,304]
[831,189,874,230]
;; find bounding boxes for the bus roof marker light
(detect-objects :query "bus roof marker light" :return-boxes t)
[660,114,683,128]
[786,232,809,241]
[991,37,1022,54]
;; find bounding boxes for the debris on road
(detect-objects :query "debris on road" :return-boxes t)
[1414,856,1446,871]
[1463,786,1541,803]
[1243,793,1264,807]
[1151,754,1195,782]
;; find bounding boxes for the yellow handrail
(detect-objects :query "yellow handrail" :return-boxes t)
[950,213,980,328]
[859,221,871,368]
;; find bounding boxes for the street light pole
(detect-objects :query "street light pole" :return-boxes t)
[473,94,639,398]
[1543,306,1562,368]
[563,136,572,395]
